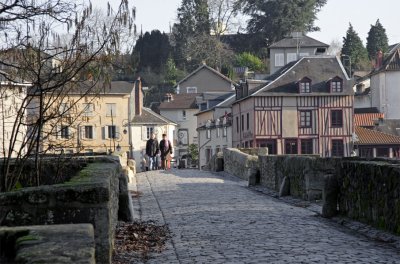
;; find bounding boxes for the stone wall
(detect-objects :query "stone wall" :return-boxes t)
[0,157,126,264]
[337,160,400,235]
[0,224,95,263]
[259,155,336,201]
[223,148,259,181]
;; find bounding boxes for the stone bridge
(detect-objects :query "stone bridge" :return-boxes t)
[129,169,399,263]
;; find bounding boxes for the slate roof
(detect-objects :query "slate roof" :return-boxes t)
[269,35,329,49]
[355,126,400,145]
[176,64,237,87]
[354,113,384,127]
[132,107,176,125]
[158,93,199,110]
[195,94,235,116]
[241,56,352,99]
[371,45,400,75]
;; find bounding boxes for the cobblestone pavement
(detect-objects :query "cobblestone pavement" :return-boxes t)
[129,169,400,264]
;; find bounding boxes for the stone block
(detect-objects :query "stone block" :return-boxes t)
[0,224,95,264]
[322,174,338,218]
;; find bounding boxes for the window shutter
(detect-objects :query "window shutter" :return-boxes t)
[55,124,59,139]
[92,126,96,139]
[141,126,147,140]
[102,126,106,140]
[116,126,120,139]
[79,126,85,139]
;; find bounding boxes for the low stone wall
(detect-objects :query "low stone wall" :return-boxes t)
[223,148,259,181]
[0,224,95,263]
[337,160,400,235]
[0,157,127,264]
[259,155,336,201]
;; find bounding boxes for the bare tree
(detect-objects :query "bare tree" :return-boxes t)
[0,0,135,192]
[208,0,240,38]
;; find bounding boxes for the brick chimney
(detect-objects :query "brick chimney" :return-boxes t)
[375,50,383,69]
[134,77,143,116]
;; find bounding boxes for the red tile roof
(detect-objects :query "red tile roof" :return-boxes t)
[355,126,400,145]
[354,113,384,127]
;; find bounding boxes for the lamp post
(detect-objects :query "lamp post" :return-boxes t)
[341,54,352,78]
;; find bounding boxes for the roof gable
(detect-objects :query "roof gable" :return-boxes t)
[176,64,236,87]
[251,56,352,96]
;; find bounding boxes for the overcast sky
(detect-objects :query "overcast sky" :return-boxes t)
[94,0,400,45]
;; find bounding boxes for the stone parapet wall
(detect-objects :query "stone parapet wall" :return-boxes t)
[0,157,126,264]
[0,224,95,263]
[259,155,336,201]
[337,160,400,235]
[223,148,259,181]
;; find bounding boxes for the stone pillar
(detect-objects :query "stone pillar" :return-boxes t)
[322,174,338,218]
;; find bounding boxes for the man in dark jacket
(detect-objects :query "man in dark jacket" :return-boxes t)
[159,133,172,170]
[145,133,159,170]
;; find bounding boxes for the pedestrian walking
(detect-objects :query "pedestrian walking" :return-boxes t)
[159,133,173,170]
[145,133,159,171]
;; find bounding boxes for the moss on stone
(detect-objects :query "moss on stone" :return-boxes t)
[15,234,40,246]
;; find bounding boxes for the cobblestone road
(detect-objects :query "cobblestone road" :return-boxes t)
[130,169,400,264]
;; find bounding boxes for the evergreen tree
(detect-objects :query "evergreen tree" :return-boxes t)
[134,30,171,73]
[366,19,389,60]
[341,24,369,72]
[173,0,211,67]
[235,0,327,48]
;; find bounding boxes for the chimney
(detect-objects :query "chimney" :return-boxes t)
[135,77,143,116]
[375,50,383,69]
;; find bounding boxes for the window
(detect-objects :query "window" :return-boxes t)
[108,125,117,139]
[182,110,186,120]
[299,53,309,57]
[331,110,343,127]
[246,113,249,130]
[275,53,284,67]
[146,127,154,139]
[241,115,244,131]
[299,81,311,93]
[236,116,239,133]
[106,103,116,117]
[84,126,94,139]
[359,147,373,158]
[61,125,69,139]
[287,53,297,63]
[205,148,212,163]
[331,81,343,93]
[223,126,227,137]
[83,103,94,116]
[206,129,211,139]
[300,111,312,128]
[332,139,344,157]
[301,139,313,154]
[258,139,277,154]
[186,87,197,93]
[377,147,389,157]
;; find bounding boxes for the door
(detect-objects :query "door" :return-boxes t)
[285,139,298,154]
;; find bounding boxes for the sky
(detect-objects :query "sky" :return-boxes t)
[94,0,400,45]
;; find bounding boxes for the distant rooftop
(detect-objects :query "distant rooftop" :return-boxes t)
[269,33,329,49]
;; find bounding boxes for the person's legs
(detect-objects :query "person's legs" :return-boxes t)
[148,156,154,171]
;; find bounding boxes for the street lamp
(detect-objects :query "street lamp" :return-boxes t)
[341,54,352,78]
[116,144,121,152]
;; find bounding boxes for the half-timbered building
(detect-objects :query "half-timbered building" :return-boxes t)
[233,56,354,157]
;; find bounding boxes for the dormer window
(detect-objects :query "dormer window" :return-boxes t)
[330,77,343,93]
[299,77,311,93]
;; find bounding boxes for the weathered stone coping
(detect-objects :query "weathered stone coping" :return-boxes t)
[0,224,95,263]
[0,158,123,264]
